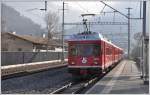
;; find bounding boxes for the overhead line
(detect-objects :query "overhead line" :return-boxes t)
[76,2,90,13]
[2,0,43,2]
[100,1,129,19]
[64,22,128,25]
[100,5,106,13]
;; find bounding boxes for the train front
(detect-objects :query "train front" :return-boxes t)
[67,32,103,77]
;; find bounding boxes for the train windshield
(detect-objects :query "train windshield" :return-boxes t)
[70,44,100,57]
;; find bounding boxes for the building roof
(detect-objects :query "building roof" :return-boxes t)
[1,32,67,47]
[2,32,46,45]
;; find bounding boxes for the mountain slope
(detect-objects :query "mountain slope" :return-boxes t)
[1,4,46,37]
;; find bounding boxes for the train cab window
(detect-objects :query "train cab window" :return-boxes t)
[70,44,100,57]
[70,45,77,56]
[78,45,93,56]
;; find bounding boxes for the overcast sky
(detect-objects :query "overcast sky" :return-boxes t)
[2,0,144,52]
[3,1,141,29]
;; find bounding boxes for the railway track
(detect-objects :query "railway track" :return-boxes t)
[2,67,72,94]
[51,60,121,94]
[51,70,109,94]
[2,59,121,94]
[51,76,100,94]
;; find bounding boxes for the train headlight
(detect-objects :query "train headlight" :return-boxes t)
[94,62,98,65]
[71,62,75,64]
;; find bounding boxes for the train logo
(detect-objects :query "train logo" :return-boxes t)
[82,57,87,64]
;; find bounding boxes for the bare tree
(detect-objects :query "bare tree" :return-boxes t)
[45,11,59,39]
[1,18,7,32]
[45,11,59,50]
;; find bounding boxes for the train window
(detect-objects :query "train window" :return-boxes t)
[69,44,100,57]
[106,47,112,55]
[77,45,93,56]
[93,44,100,56]
[70,45,77,56]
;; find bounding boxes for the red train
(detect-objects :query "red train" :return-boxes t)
[67,32,123,77]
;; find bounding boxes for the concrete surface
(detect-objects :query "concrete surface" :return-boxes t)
[1,59,68,76]
[86,60,149,94]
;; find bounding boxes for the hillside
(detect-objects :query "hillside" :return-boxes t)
[1,4,47,37]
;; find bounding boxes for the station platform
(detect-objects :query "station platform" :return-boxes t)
[1,59,67,77]
[86,60,149,94]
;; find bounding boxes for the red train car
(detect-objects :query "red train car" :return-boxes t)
[67,32,123,77]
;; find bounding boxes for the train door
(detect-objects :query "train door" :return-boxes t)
[111,46,113,65]
[115,48,117,62]
[102,41,106,71]
[101,41,104,70]
[109,44,112,67]
[104,42,106,69]
[112,46,115,65]
[105,43,111,68]
[109,45,112,66]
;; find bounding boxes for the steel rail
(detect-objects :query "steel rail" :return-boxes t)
[50,77,99,94]
[51,59,122,94]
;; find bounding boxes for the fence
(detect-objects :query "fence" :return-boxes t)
[1,51,68,66]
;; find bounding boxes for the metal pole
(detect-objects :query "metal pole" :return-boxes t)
[141,38,144,78]
[142,1,148,85]
[140,1,144,79]
[128,8,130,59]
[142,1,146,82]
[141,1,144,78]
[126,8,132,59]
[89,22,90,32]
[41,1,48,52]
[45,1,47,11]
[61,2,65,62]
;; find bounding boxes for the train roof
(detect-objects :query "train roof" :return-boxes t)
[66,32,103,41]
[66,32,123,50]
[101,38,123,51]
